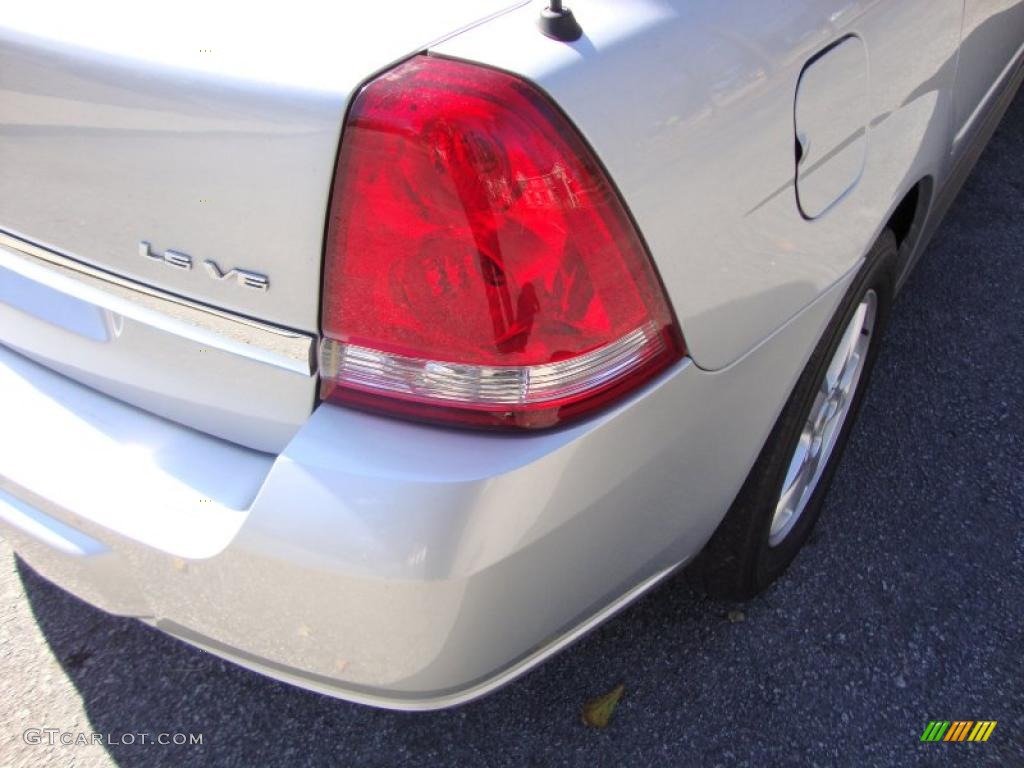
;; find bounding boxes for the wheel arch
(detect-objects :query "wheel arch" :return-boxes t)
[885,176,936,292]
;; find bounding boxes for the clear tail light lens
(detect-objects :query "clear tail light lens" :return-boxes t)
[320,55,684,429]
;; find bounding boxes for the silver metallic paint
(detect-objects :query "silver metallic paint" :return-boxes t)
[0,268,853,707]
[0,230,316,451]
[955,0,1024,147]
[0,1,528,332]
[0,0,1022,708]
[794,35,869,220]
[436,0,977,369]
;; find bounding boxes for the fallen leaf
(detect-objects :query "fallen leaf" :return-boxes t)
[582,684,625,729]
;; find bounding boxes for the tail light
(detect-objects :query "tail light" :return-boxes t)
[319,55,684,429]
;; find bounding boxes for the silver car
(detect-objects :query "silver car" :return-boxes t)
[1,0,1022,709]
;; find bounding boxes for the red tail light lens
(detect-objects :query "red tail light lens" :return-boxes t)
[320,55,684,429]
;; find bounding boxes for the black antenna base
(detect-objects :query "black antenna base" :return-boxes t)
[538,4,583,42]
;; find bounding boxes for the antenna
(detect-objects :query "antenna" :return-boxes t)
[538,0,583,42]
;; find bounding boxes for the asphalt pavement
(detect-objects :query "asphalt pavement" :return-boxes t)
[2,91,1022,768]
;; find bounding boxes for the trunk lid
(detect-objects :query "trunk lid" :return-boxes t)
[0,1,522,332]
[0,2,522,451]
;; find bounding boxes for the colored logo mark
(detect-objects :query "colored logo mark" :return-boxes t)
[921,721,997,742]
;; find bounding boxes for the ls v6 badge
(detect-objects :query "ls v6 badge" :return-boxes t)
[139,241,269,292]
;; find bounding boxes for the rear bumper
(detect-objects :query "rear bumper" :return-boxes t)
[0,272,849,709]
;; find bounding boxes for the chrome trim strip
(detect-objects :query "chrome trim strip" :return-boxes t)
[0,230,315,376]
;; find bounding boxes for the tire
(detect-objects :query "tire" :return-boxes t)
[687,229,899,599]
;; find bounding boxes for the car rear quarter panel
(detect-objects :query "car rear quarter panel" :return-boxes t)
[436,0,964,370]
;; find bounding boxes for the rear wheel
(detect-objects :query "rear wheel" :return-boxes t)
[687,230,898,599]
